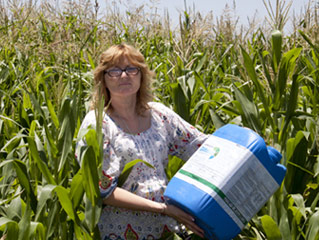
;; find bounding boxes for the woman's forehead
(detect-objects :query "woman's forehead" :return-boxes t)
[109,55,136,67]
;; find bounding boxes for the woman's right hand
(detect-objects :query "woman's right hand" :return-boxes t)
[161,203,205,238]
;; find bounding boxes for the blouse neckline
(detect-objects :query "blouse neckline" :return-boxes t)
[106,109,154,136]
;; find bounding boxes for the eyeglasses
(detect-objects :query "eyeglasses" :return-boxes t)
[105,67,140,77]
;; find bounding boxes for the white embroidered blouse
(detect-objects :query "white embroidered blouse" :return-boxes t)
[76,102,208,240]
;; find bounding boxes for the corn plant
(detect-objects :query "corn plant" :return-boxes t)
[0,0,319,239]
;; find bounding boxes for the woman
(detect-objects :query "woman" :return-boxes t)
[76,44,208,240]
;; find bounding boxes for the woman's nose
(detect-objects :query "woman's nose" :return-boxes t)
[120,70,128,77]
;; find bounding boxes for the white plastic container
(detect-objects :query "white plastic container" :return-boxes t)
[164,124,286,240]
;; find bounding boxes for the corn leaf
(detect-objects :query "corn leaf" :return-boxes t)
[285,131,311,193]
[70,169,85,208]
[27,136,56,185]
[35,184,56,221]
[233,84,261,134]
[261,215,282,240]
[12,160,37,213]
[171,82,190,122]
[290,194,307,219]
[0,218,19,240]
[84,195,102,234]
[30,222,45,240]
[240,47,272,131]
[81,146,99,205]
[274,48,302,110]
[54,186,75,221]
[165,156,184,181]
[18,202,31,240]
[118,159,154,187]
[305,210,319,240]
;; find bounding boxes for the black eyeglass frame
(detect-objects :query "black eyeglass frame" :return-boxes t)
[104,67,141,77]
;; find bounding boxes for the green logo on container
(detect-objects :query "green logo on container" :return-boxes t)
[200,146,220,159]
[209,147,220,159]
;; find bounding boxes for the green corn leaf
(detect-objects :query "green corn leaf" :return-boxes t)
[12,160,37,213]
[233,84,261,134]
[259,50,274,92]
[81,146,99,205]
[0,218,19,240]
[310,185,319,212]
[278,196,292,240]
[27,91,45,120]
[58,122,72,173]
[22,90,32,109]
[285,131,310,194]
[240,47,272,130]
[87,52,95,69]
[46,97,59,129]
[6,196,23,220]
[209,109,225,129]
[314,154,319,178]
[83,128,100,163]
[84,195,102,233]
[95,93,105,169]
[165,156,184,181]
[46,201,59,238]
[299,30,319,55]
[261,215,282,240]
[30,222,45,240]
[54,185,75,221]
[70,170,85,208]
[288,194,306,239]
[18,202,31,240]
[279,74,300,144]
[290,194,307,219]
[43,121,58,163]
[57,97,76,173]
[285,74,300,120]
[37,77,60,129]
[305,210,319,240]
[171,82,190,122]
[0,132,25,153]
[58,97,72,139]
[188,75,196,95]
[118,159,154,187]
[193,71,208,94]
[27,136,56,185]
[240,46,258,83]
[35,184,56,221]
[18,100,30,127]
[274,48,302,110]
[195,51,207,72]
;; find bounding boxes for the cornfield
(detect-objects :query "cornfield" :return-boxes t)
[0,0,318,239]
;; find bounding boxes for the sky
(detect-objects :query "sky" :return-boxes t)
[96,0,311,31]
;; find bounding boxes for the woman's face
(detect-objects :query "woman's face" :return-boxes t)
[104,57,141,99]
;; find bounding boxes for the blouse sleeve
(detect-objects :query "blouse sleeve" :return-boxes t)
[75,111,121,199]
[151,102,209,161]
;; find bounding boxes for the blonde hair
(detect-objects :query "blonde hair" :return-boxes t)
[91,43,154,115]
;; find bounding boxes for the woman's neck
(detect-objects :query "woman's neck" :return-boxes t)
[109,96,138,120]
[108,96,151,134]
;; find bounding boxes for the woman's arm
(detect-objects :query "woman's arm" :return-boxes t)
[103,187,205,238]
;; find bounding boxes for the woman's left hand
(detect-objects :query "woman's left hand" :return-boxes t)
[161,203,205,238]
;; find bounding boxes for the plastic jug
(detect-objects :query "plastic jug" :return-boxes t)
[164,124,286,240]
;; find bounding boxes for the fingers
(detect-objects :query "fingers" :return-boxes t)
[164,204,205,238]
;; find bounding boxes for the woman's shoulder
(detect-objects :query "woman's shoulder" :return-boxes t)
[82,110,96,122]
